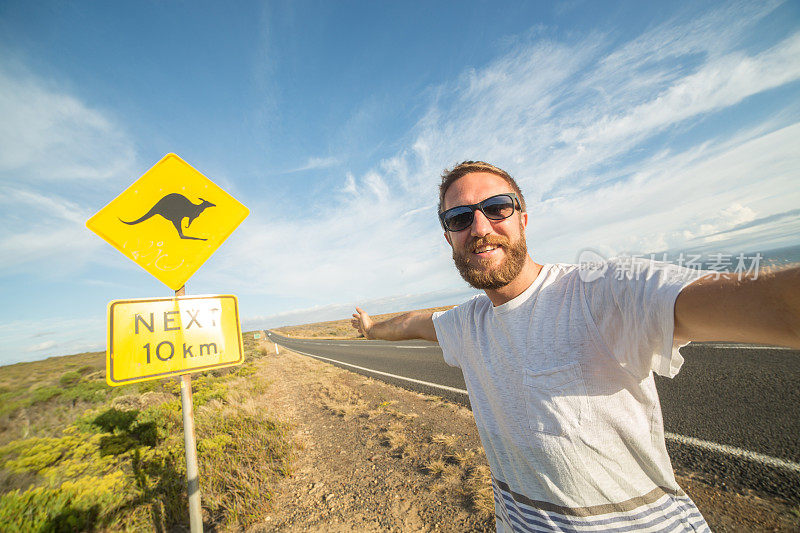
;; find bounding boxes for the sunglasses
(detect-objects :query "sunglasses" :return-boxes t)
[439,193,521,232]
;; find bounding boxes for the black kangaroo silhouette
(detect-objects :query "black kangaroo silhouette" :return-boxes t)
[119,193,216,241]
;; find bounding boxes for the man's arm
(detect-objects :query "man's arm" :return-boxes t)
[351,307,438,342]
[674,265,800,348]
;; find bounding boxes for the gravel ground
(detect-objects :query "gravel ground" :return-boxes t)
[246,345,800,532]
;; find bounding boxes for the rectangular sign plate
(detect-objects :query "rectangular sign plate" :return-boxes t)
[107,294,244,386]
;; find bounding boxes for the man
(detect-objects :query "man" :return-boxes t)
[351,161,799,532]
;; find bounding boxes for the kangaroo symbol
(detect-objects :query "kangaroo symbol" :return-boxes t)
[119,193,216,241]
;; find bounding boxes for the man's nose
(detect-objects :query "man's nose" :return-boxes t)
[470,209,494,236]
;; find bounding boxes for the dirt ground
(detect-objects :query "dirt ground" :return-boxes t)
[246,343,800,532]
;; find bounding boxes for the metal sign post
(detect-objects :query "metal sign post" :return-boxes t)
[176,285,203,533]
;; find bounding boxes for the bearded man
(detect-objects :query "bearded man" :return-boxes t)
[351,161,800,532]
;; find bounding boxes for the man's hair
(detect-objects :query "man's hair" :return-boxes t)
[438,161,526,214]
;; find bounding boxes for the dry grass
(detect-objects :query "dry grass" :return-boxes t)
[422,431,494,521]
[386,408,418,421]
[423,458,448,477]
[431,433,459,448]
[458,465,495,520]
[425,456,493,519]
[445,449,473,465]
[378,420,414,457]
[380,427,410,456]
[318,382,370,419]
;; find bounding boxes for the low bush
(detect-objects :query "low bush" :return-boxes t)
[59,371,82,387]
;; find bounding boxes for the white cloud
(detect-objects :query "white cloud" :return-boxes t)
[0,316,105,365]
[0,62,136,182]
[573,32,800,151]
[527,123,800,260]
[282,156,339,173]
[212,2,799,311]
[26,340,57,352]
[0,61,137,274]
[0,185,102,273]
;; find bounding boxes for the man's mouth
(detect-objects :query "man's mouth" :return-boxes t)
[469,238,508,258]
[473,244,500,255]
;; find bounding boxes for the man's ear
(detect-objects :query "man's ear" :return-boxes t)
[444,231,452,246]
[521,211,528,229]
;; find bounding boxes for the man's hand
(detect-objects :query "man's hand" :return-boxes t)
[349,307,438,342]
[351,307,374,339]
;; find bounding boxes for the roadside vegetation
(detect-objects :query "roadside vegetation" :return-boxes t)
[0,336,293,531]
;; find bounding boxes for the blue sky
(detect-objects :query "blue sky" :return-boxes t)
[1,0,799,366]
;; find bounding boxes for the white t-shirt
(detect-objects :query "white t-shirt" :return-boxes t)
[432,259,711,532]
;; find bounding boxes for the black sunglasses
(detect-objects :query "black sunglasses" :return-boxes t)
[439,193,521,232]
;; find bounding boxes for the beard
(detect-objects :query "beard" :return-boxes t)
[452,227,528,290]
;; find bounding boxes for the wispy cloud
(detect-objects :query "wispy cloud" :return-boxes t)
[0,60,137,274]
[0,316,105,365]
[281,156,340,174]
[0,61,136,182]
[705,208,800,237]
[26,340,57,353]
[214,2,799,310]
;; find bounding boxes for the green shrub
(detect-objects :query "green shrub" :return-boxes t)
[237,366,256,377]
[61,381,108,403]
[29,386,62,404]
[59,371,82,387]
[192,376,228,408]
[0,390,24,417]
[0,472,127,531]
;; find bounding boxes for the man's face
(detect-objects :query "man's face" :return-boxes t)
[442,172,528,290]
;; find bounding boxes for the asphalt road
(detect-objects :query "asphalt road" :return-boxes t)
[266,331,800,501]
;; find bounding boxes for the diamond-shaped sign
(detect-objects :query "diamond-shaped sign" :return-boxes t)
[87,153,249,289]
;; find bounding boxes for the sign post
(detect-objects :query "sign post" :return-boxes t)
[180,371,201,531]
[88,154,249,533]
[178,283,202,532]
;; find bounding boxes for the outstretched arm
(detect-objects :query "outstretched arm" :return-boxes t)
[674,265,800,348]
[351,307,438,342]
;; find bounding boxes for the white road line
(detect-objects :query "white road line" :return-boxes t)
[392,346,430,349]
[268,338,431,349]
[693,343,793,350]
[275,340,800,475]
[664,432,800,473]
[267,334,435,349]
[287,348,469,396]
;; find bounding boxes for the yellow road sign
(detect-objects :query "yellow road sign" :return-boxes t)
[107,294,244,386]
[86,153,249,290]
